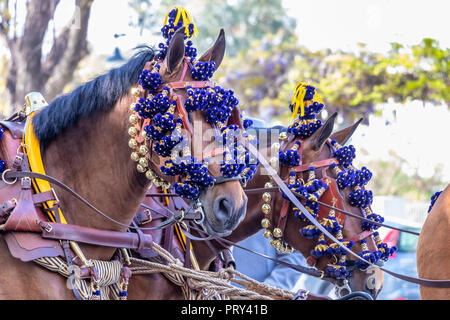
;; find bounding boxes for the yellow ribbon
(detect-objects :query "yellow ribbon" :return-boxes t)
[290,82,324,119]
[24,113,67,224]
[164,7,198,38]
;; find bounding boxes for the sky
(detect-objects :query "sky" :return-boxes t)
[284,0,450,53]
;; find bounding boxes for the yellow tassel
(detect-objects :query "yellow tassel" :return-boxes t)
[290,82,324,119]
[291,83,307,119]
[164,7,198,38]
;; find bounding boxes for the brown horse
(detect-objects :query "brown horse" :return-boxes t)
[417,184,450,300]
[0,28,247,299]
[127,113,383,300]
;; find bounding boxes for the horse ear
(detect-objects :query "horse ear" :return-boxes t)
[165,27,186,73]
[198,29,226,69]
[330,117,363,145]
[309,112,337,151]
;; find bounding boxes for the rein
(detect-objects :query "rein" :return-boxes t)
[243,141,450,289]
[244,186,420,236]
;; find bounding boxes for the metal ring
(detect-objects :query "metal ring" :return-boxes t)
[2,169,17,185]
[176,210,185,223]
[193,202,205,225]
[17,143,30,155]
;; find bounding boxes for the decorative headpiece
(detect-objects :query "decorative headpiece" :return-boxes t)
[261,81,396,280]
[287,82,324,139]
[128,7,258,200]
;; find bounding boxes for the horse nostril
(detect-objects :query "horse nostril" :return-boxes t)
[214,196,233,223]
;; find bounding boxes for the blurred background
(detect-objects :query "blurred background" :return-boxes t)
[0,0,448,299]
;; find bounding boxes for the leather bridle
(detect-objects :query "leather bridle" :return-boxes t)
[240,139,450,289]
[144,57,246,189]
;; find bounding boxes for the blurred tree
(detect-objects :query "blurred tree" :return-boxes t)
[0,0,94,113]
[361,153,447,202]
[216,38,449,124]
[383,38,449,107]
[128,0,296,56]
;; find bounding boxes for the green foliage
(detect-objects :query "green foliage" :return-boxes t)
[216,38,449,123]
[129,0,296,56]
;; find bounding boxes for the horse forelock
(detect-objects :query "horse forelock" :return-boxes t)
[32,46,156,151]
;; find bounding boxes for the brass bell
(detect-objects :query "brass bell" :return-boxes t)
[138,157,148,168]
[162,181,171,189]
[264,182,273,188]
[128,138,138,149]
[269,157,279,167]
[141,130,150,140]
[153,178,162,187]
[279,132,288,141]
[145,169,156,180]
[130,87,142,97]
[136,164,146,173]
[261,218,271,228]
[130,152,140,162]
[139,145,149,156]
[273,228,283,238]
[271,142,280,152]
[263,229,272,239]
[285,246,294,254]
[128,127,137,137]
[262,192,271,203]
[129,103,137,111]
[261,203,271,214]
[129,114,138,125]
[270,239,282,249]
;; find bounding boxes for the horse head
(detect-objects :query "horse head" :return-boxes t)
[133,27,248,237]
[239,112,389,299]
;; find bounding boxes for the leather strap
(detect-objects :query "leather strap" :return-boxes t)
[41,222,154,250]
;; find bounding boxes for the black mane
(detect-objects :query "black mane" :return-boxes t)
[33,46,155,150]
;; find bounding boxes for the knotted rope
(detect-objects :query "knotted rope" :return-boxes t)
[129,243,295,300]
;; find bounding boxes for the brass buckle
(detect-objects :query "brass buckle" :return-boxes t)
[20,176,31,187]
[140,209,153,225]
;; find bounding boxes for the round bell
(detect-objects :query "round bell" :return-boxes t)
[271,142,280,152]
[263,229,272,239]
[273,227,283,238]
[139,145,149,156]
[131,87,142,97]
[141,130,150,140]
[262,192,271,203]
[129,114,138,125]
[284,245,294,253]
[145,169,156,180]
[270,239,282,249]
[136,164,146,173]
[264,182,273,188]
[261,218,271,228]
[153,178,162,187]
[130,152,140,162]
[162,181,171,189]
[269,157,279,167]
[128,127,137,137]
[128,138,138,149]
[129,103,137,111]
[279,132,288,141]
[261,203,271,214]
[138,157,148,168]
